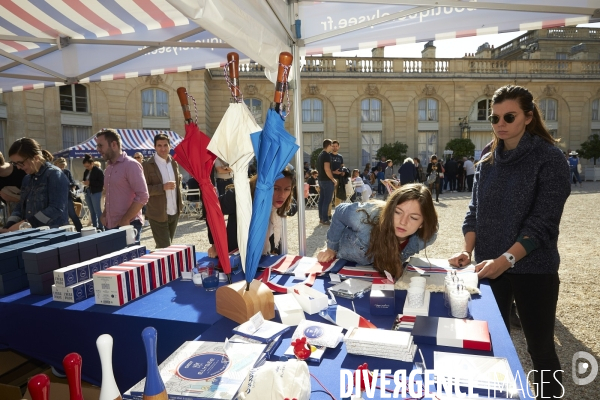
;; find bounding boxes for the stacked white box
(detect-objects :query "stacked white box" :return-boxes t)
[107,266,140,300]
[52,279,92,303]
[344,327,417,362]
[53,262,90,287]
[93,270,129,306]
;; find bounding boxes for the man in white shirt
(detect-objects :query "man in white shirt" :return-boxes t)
[463,156,475,192]
[142,134,184,248]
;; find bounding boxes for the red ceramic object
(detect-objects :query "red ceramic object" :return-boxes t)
[63,352,84,400]
[291,336,312,361]
[356,363,374,392]
[28,373,51,400]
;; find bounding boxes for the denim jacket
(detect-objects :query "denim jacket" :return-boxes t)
[7,162,69,228]
[326,202,436,265]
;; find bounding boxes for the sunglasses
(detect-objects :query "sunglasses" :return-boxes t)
[10,158,30,168]
[488,113,517,124]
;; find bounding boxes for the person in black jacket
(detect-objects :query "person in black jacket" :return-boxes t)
[207,167,296,257]
[82,154,105,230]
[397,157,418,185]
[54,158,83,232]
[426,155,444,203]
[443,157,458,192]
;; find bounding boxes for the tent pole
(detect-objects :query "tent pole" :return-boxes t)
[292,43,306,256]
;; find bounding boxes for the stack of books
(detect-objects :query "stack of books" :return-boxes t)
[344,327,417,362]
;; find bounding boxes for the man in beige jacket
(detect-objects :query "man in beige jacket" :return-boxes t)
[142,133,184,248]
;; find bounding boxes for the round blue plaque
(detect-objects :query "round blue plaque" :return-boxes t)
[176,352,230,381]
[303,325,324,339]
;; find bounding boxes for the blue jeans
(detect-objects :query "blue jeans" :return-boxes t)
[86,191,104,230]
[68,198,83,232]
[570,166,582,184]
[318,181,334,223]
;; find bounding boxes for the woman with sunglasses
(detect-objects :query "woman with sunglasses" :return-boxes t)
[448,85,570,398]
[0,138,69,232]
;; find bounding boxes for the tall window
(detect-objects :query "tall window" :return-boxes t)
[0,119,6,155]
[418,131,438,164]
[477,99,492,121]
[362,132,381,166]
[418,98,438,121]
[62,125,91,150]
[539,99,557,121]
[244,98,263,124]
[361,99,381,122]
[302,99,323,123]
[303,132,323,166]
[592,99,599,121]
[60,84,88,112]
[142,89,169,117]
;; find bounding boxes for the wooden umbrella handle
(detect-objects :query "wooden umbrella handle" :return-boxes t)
[274,52,293,108]
[176,87,192,124]
[227,52,240,99]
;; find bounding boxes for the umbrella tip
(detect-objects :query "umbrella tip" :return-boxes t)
[227,274,232,284]
[245,282,250,291]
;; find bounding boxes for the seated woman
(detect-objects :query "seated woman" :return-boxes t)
[351,169,372,202]
[1,138,69,232]
[317,183,438,279]
[207,167,296,257]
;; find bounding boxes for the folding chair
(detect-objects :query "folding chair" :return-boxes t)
[382,179,400,197]
[182,189,201,216]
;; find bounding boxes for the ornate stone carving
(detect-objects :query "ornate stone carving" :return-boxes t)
[245,84,257,96]
[365,84,379,96]
[145,75,163,86]
[483,84,496,97]
[542,85,557,97]
[422,84,436,96]
[308,84,320,95]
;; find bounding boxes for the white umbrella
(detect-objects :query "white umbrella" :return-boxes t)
[207,101,259,274]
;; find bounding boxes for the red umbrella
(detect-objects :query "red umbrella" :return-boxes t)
[174,87,231,279]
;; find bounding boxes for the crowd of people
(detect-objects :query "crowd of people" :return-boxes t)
[0,85,576,397]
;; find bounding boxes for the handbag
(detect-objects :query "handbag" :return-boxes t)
[426,172,437,185]
[577,163,582,174]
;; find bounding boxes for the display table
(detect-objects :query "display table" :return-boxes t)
[1,254,527,399]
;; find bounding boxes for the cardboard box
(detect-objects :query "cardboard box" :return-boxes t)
[51,240,80,268]
[93,270,129,306]
[107,266,140,300]
[27,271,54,295]
[53,262,89,287]
[288,284,328,315]
[4,239,49,269]
[0,272,28,296]
[273,293,305,325]
[0,248,19,274]
[370,279,396,316]
[78,236,98,261]
[51,280,89,303]
[22,246,60,275]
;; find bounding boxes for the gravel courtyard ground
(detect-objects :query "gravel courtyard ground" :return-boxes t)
[139,181,600,399]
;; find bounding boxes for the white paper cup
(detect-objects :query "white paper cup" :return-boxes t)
[407,286,425,307]
[410,276,427,288]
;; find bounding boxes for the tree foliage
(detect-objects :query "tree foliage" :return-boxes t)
[578,134,600,166]
[375,141,408,166]
[310,148,322,169]
[445,138,476,159]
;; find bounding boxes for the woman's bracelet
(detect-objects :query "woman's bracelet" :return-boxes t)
[460,250,471,257]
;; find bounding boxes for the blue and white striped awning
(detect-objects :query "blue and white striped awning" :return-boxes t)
[54,128,183,159]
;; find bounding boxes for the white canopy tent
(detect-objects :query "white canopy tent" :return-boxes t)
[1,0,597,253]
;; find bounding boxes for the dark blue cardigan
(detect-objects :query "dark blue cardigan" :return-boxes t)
[463,132,571,274]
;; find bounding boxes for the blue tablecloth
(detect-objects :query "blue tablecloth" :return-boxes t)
[0,254,528,399]
[200,274,529,400]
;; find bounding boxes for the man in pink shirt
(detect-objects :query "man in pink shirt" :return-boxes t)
[97,129,149,242]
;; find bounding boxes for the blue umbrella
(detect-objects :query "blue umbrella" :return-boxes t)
[244,108,299,290]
